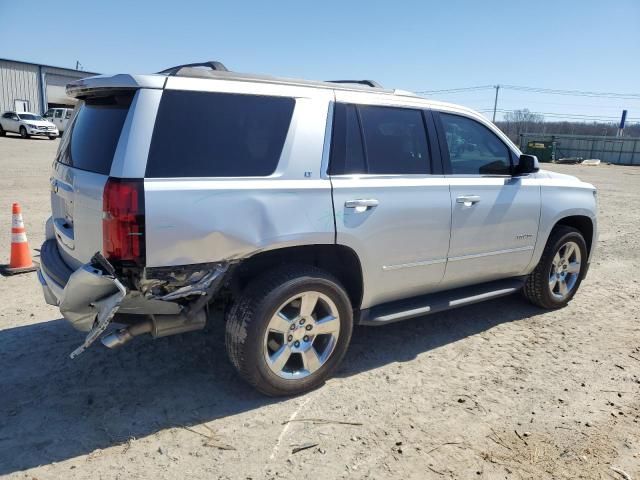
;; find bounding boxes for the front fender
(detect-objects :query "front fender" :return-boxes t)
[526,185,597,272]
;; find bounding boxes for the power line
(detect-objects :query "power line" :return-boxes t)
[501,84,640,100]
[417,85,494,94]
[418,84,640,99]
[480,108,640,122]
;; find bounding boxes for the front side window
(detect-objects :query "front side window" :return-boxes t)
[55,110,63,118]
[439,113,511,175]
[329,103,431,175]
[146,91,295,178]
[44,109,54,118]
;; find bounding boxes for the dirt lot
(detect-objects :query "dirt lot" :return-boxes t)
[0,135,639,479]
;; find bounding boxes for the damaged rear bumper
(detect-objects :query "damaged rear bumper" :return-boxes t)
[38,239,229,356]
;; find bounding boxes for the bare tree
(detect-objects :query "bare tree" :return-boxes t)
[500,109,545,139]
[503,109,545,124]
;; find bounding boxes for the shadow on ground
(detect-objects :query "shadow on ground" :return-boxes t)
[0,295,542,474]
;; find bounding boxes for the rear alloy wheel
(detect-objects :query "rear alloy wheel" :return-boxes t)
[19,126,29,139]
[523,226,588,309]
[225,265,353,396]
[264,291,341,380]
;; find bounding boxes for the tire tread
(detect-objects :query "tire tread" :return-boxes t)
[225,264,351,396]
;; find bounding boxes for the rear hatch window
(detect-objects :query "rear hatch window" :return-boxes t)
[146,90,295,177]
[56,93,133,174]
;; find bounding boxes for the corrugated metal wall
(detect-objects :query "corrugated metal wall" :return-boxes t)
[0,60,41,114]
[0,60,96,114]
[42,67,90,107]
[520,133,640,165]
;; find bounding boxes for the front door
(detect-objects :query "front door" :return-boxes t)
[43,109,55,122]
[14,99,29,112]
[53,109,64,130]
[435,112,541,288]
[329,99,451,309]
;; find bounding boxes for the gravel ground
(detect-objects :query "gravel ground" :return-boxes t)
[0,135,639,479]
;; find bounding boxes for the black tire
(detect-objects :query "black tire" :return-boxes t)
[48,135,57,140]
[19,126,29,139]
[225,265,353,396]
[0,124,5,136]
[523,226,588,309]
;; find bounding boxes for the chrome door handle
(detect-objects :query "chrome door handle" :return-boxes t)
[456,195,481,206]
[345,198,379,211]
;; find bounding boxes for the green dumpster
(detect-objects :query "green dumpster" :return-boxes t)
[525,140,554,162]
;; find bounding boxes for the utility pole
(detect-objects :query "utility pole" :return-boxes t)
[75,60,82,71]
[492,84,500,122]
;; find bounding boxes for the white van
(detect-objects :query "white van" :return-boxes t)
[43,107,74,133]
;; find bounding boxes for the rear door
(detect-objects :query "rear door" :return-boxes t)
[1,112,12,132]
[50,92,134,269]
[329,98,451,309]
[2,112,19,132]
[434,111,540,288]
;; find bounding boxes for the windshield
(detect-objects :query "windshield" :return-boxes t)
[18,114,43,121]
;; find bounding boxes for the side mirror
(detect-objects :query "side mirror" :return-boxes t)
[514,154,539,175]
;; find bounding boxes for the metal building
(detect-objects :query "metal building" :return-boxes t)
[0,58,97,114]
[520,133,640,165]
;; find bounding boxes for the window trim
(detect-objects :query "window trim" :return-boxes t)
[328,102,437,178]
[433,110,516,177]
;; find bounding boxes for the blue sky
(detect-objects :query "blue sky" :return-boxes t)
[1,0,639,121]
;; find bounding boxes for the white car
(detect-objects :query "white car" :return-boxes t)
[0,111,59,139]
[43,107,74,133]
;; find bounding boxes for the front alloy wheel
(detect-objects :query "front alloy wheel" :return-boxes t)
[548,241,581,300]
[523,225,588,309]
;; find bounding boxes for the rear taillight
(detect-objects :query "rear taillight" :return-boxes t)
[102,177,145,265]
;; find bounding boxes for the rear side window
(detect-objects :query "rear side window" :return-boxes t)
[146,91,295,178]
[439,113,511,175]
[329,103,431,175]
[56,93,133,175]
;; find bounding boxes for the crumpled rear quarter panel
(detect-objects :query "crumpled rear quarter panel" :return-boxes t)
[144,178,335,267]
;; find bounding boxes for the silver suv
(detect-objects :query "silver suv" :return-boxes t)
[38,61,597,396]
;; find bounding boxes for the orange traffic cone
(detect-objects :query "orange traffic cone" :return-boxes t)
[1,203,38,275]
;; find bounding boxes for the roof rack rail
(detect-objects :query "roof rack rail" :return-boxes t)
[326,79,383,88]
[158,61,229,76]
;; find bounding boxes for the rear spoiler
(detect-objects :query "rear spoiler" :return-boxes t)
[66,74,166,99]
